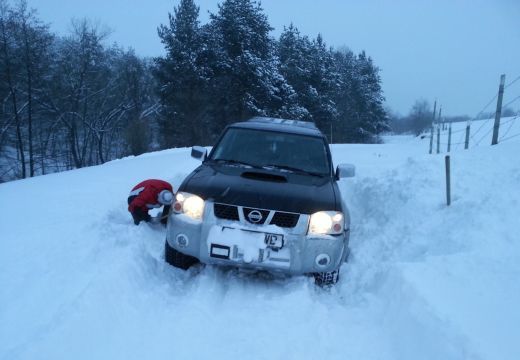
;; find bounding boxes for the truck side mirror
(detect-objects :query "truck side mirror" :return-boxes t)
[336,164,355,179]
[191,146,207,161]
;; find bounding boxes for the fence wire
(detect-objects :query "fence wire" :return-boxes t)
[473,115,519,147]
[500,132,520,142]
[431,114,519,152]
[453,127,468,151]
[498,114,520,142]
[470,117,494,142]
[505,75,520,89]
[428,77,520,154]
[503,95,520,109]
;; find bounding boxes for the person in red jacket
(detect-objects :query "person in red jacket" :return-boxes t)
[128,179,174,225]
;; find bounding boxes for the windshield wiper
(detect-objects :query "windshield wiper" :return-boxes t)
[211,158,262,169]
[262,164,327,177]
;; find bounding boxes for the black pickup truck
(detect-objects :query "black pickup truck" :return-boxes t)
[164,117,355,285]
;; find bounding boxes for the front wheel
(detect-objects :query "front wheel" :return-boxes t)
[164,240,199,270]
[313,269,340,286]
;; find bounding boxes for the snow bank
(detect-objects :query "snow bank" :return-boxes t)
[1,128,519,359]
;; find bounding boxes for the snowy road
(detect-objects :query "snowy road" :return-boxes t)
[1,121,520,359]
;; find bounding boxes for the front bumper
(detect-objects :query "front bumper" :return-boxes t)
[166,202,349,275]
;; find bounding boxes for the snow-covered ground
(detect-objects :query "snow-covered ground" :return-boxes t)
[1,118,520,360]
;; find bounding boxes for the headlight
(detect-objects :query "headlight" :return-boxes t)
[173,192,205,220]
[308,211,344,235]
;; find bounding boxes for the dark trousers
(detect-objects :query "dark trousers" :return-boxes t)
[128,196,170,225]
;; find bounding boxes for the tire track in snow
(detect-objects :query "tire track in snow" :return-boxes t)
[335,157,481,359]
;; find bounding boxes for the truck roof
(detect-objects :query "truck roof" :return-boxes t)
[230,117,323,137]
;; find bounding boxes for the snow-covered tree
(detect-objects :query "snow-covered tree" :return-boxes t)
[278,26,339,138]
[205,0,305,130]
[332,49,388,143]
[155,0,208,147]
[305,34,340,135]
[353,51,388,140]
[277,24,311,117]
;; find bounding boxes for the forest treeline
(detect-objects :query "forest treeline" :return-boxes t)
[0,0,387,182]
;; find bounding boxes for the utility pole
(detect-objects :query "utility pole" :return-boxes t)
[491,74,506,145]
[429,100,437,154]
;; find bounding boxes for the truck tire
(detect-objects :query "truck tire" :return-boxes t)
[313,269,339,286]
[164,240,199,270]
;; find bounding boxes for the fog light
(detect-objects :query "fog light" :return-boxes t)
[315,254,331,268]
[243,254,254,264]
[176,234,189,248]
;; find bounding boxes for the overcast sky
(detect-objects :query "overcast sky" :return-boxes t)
[24,0,520,116]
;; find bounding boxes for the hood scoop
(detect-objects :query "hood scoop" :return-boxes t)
[241,171,287,183]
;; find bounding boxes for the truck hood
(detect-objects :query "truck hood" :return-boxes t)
[179,164,340,214]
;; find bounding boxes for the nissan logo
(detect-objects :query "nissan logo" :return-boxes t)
[247,210,263,223]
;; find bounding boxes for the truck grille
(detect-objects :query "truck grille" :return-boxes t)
[214,203,239,221]
[271,211,300,228]
[213,203,300,228]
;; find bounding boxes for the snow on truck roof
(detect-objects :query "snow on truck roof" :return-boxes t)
[231,117,323,137]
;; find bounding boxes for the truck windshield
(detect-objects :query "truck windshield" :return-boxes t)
[210,128,331,176]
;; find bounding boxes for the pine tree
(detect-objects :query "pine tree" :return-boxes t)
[278,24,311,118]
[206,0,303,129]
[155,0,207,147]
[306,34,339,136]
[331,48,389,143]
[358,52,387,136]
[332,48,360,142]
[278,26,339,138]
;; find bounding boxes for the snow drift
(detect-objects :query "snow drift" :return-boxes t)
[1,119,519,360]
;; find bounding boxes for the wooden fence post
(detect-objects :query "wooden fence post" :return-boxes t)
[445,155,451,206]
[491,74,506,145]
[447,122,452,152]
[437,105,442,154]
[429,125,434,154]
[464,123,470,149]
[429,100,437,154]
[436,124,440,154]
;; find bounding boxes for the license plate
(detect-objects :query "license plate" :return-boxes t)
[210,244,230,259]
[264,233,284,249]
